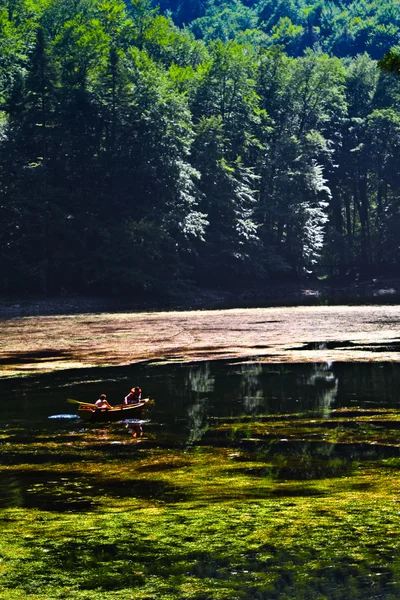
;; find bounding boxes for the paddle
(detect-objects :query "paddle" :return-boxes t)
[67,397,154,409]
[67,398,97,408]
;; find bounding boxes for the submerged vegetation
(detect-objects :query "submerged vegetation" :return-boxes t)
[2,402,400,599]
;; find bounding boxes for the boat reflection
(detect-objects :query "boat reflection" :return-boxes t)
[86,419,148,442]
[125,422,144,438]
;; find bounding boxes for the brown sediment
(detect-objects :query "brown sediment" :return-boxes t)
[1,304,400,378]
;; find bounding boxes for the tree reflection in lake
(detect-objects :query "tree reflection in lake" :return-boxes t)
[237,362,339,417]
[184,363,214,445]
[185,362,215,394]
[297,362,339,416]
[1,360,399,429]
[240,363,264,414]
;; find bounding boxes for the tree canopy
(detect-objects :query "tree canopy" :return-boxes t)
[1,0,400,298]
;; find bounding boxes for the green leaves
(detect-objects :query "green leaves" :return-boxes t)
[378,46,400,76]
[1,0,400,294]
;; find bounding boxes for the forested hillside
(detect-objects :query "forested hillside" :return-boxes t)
[1,0,400,298]
[159,0,400,59]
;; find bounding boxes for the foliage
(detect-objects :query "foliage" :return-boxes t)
[1,0,400,296]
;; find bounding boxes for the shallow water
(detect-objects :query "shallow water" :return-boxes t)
[2,357,400,599]
[1,359,400,441]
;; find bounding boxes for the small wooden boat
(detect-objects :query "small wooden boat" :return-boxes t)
[78,399,150,423]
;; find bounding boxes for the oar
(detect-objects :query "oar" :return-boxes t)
[67,398,97,408]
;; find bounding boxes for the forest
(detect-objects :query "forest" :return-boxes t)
[1,0,400,298]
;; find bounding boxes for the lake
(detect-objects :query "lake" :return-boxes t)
[1,306,400,599]
[2,358,400,429]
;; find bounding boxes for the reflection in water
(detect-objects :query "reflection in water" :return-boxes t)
[186,396,208,446]
[185,362,215,394]
[93,427,111,441]
[240,364,264,414]
[232,362,339,416]
[1,360,400,438]
[2,361,400,600]
[48,414,78,419]
[300,362,338,416]
[185,363,213,445]
[125,422,143,438]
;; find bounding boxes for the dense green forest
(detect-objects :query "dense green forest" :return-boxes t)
[1,0,400,298]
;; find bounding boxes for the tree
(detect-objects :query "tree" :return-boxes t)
[378,46,400,76]
[255,49,345,276]
[191,115,261,284]
[191,40,260,160]
[0,25,64,292]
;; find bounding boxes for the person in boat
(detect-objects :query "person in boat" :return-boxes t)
[124,386,142,405]
[95,394,112,411]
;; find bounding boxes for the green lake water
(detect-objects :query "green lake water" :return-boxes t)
[2,360,400,599]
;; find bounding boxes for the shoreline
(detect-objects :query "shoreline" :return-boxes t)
[0,277,399,320]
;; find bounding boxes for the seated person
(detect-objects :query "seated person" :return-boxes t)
[95,394,112,410]
[124,386,142,405]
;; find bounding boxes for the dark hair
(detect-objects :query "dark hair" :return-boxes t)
[100,394,107,399]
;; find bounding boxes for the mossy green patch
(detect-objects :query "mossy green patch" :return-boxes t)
[2,410,400,599]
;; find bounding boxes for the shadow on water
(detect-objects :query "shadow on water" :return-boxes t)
[0,467,186,511]
[0,349,73,365]
[239,438,400,460]
[229,440,400,483]
[294,340,400,352]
